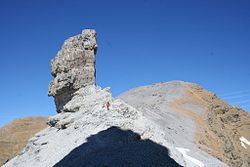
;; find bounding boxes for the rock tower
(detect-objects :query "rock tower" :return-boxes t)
[48,29,97,112]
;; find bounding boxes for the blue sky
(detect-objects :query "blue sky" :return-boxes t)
[0,0,250,127]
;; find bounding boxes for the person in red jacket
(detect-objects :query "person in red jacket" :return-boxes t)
[106,101,110,110]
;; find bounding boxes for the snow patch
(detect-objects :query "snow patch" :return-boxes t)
[240,136,250,149]
[176,147,204,167]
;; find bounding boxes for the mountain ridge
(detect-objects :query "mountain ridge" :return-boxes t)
[1,81,249,167]
[119,81,250,167]
[2,28,249,167]
[3,85,186,167]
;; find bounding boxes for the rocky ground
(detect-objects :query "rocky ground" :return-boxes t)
[3,84,230,167]
[2,81,249,167]
[119,81,250,167]
[0,117,48,166]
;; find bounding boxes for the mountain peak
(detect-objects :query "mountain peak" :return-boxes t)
[119,81,250,167]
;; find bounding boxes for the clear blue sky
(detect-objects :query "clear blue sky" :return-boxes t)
[0,0,250,127]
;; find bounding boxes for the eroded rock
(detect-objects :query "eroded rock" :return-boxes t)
[48,29,98,113]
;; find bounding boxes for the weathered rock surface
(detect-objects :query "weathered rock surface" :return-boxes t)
[0,117,48,166]
[119,81,250,167]
[48,29,97,113]
[186,84,250,167]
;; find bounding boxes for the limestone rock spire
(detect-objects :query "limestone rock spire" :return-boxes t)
[48,29,98,112]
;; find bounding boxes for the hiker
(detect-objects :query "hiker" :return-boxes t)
[106,101,110,110]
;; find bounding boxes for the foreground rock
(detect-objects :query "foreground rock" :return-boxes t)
[48,29,97,113]
[119,81,250,167]
[0,117,48,166]
[3,86,187,167]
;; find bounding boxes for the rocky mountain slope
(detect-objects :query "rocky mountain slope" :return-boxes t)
[3,29,249,167]
[0,117,48,166]
[3,85,228,167]
[119,81,250,167]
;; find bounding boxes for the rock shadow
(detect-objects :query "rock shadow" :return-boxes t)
[53,126,183,167]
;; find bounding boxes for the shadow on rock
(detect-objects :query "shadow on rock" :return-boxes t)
[53,126,183,167]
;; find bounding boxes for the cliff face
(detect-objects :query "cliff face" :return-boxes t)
[0,117,48,166]
[48,29,97,113]
[119,81,250,167]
